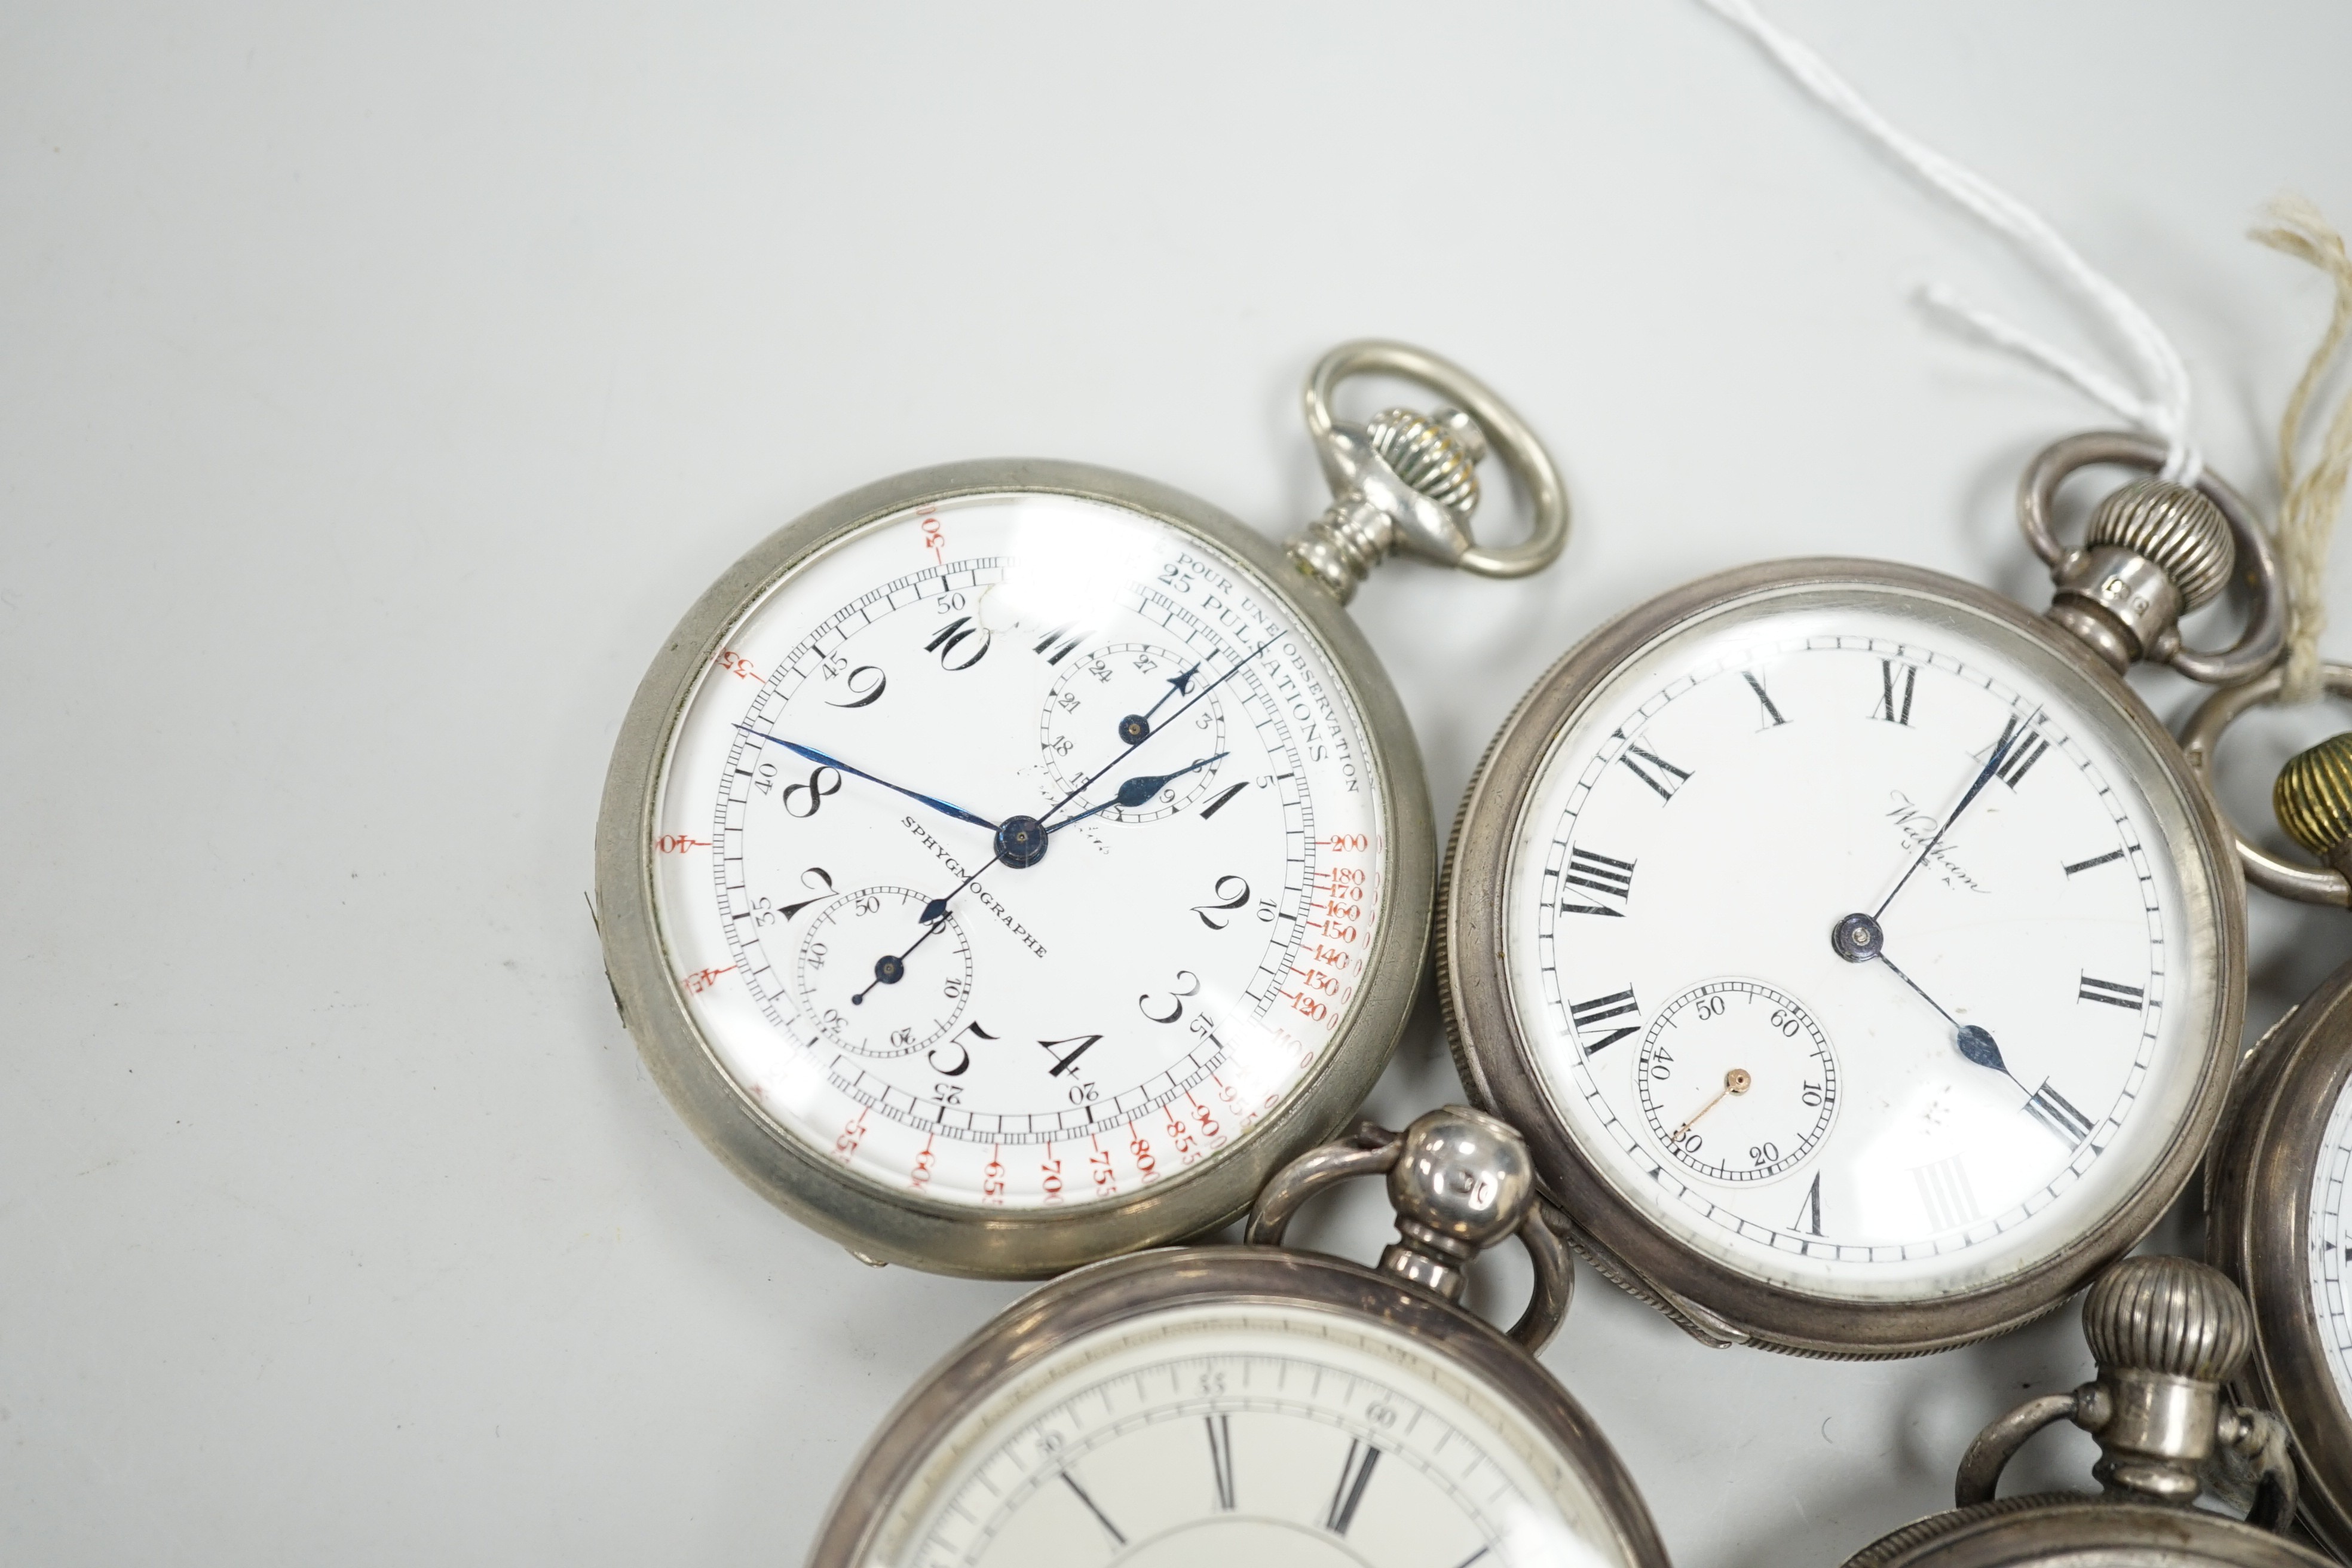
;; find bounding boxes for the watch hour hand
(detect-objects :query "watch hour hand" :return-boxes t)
[1052,753,1230,831]
[734,726,998,831]
[1835,914,2027,1092]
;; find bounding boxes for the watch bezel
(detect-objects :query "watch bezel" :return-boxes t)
[1842,1494,2330,1568]
[593,459,1435,1279]
[805,1245,1669,1568]
[1440,557,2246,1356]
[2207,956,2352,1559]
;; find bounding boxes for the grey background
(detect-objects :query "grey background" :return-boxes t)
[6,2,2352,1563]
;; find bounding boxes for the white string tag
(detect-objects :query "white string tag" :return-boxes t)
[1693,0,2202,485]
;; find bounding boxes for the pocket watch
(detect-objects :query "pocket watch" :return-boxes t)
[2185,665,2352,1559]
[594,342,1567,1277]
[805,1105,1669,1568]
[1440,430,2286,1355]
[1840,1254,2316,1568]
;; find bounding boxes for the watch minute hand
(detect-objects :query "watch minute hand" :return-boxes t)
[1873,712,2038,920]
[734,727,998,831]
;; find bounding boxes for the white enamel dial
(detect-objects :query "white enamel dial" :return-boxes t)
[1503,598,2202,1300]
[2305,1082,2352,1408]
[650,492,1385,1210]
[861,1301,1634,1568]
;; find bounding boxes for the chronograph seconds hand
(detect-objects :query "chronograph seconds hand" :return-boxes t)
[852,635,1282,1003]
[847,751,1232,1002]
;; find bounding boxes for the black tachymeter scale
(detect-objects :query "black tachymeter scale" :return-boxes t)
[594,460,1435,1279]
[1438,559,2245,1356]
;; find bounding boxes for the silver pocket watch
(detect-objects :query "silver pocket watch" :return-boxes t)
[806,1105,1668,1568]
[1441,431,2287,1355]
[593,342,1566,1278]
[1841,1254,2317,1568]
[2186,666,2352,1559]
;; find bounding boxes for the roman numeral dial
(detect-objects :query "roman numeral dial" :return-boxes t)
[903,1327,1597,1561]
[1514,615,2183,1287]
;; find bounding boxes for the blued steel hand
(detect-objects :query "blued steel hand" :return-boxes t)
[734,727,997,831]
[857,634,1280,1002]
[1052,753,1229,831]
[1872,710,2042,920]
[1117,658,1203,746]
[1843,925,2026,1093]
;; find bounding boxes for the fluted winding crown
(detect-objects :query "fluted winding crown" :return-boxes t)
[2082,1255,2250,1383]
[2087,478,2234,612]
[2276,734,2352,860]
[1365,406,1484,519]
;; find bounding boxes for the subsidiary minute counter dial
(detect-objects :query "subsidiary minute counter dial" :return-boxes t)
[594,342,1570,1278]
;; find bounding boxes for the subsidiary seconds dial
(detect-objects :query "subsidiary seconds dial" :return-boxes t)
[1635,981,1838,1183]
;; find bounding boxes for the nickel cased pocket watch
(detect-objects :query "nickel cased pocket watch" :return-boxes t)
[806,1105,1668,1568]
[1441,430,2287,1356]
[1841,1254,2314,1568]
[594,342,1567,1278]
[2186,665,2352,1559]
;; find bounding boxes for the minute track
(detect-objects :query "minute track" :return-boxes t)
[660,500,1383,1211]
[1517,612,2173,1278]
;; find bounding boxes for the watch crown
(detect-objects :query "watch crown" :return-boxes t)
[2276,733,2352,867]
[2047,479,2236,673]
[1377,1105,1537,1301]
[1290,403,1495,605]
[1365,405,1487,519]
[2090,480,2237,612]
[2082,1255,2251,1386]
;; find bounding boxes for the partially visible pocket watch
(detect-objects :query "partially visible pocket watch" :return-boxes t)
[806,1106,1667,1568]
[2185,665,2352,1559]
[1440,431,2287,1355]
[595,342,1567,1277]
[1840,1254,2316,1568]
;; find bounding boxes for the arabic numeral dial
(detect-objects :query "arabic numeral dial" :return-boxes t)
[642,489,1390,1217]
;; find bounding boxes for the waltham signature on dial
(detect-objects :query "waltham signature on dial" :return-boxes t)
[1884,790,1992,895]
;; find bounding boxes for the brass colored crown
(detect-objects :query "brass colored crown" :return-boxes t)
[2082,1255,2250,1385]
[1365,406,1486,519]
[2088,479,2235,613]
[2276,734,2352,861]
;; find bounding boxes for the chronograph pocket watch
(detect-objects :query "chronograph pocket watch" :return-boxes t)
[593,341,1567,1278]
[1840,1254,2319,1568]
[806,1105,1669,1568]
[1440,429,2287,1356]
[2186,666,2352,1559]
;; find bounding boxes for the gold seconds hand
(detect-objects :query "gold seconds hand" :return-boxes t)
[1672,1068,1753,1143]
